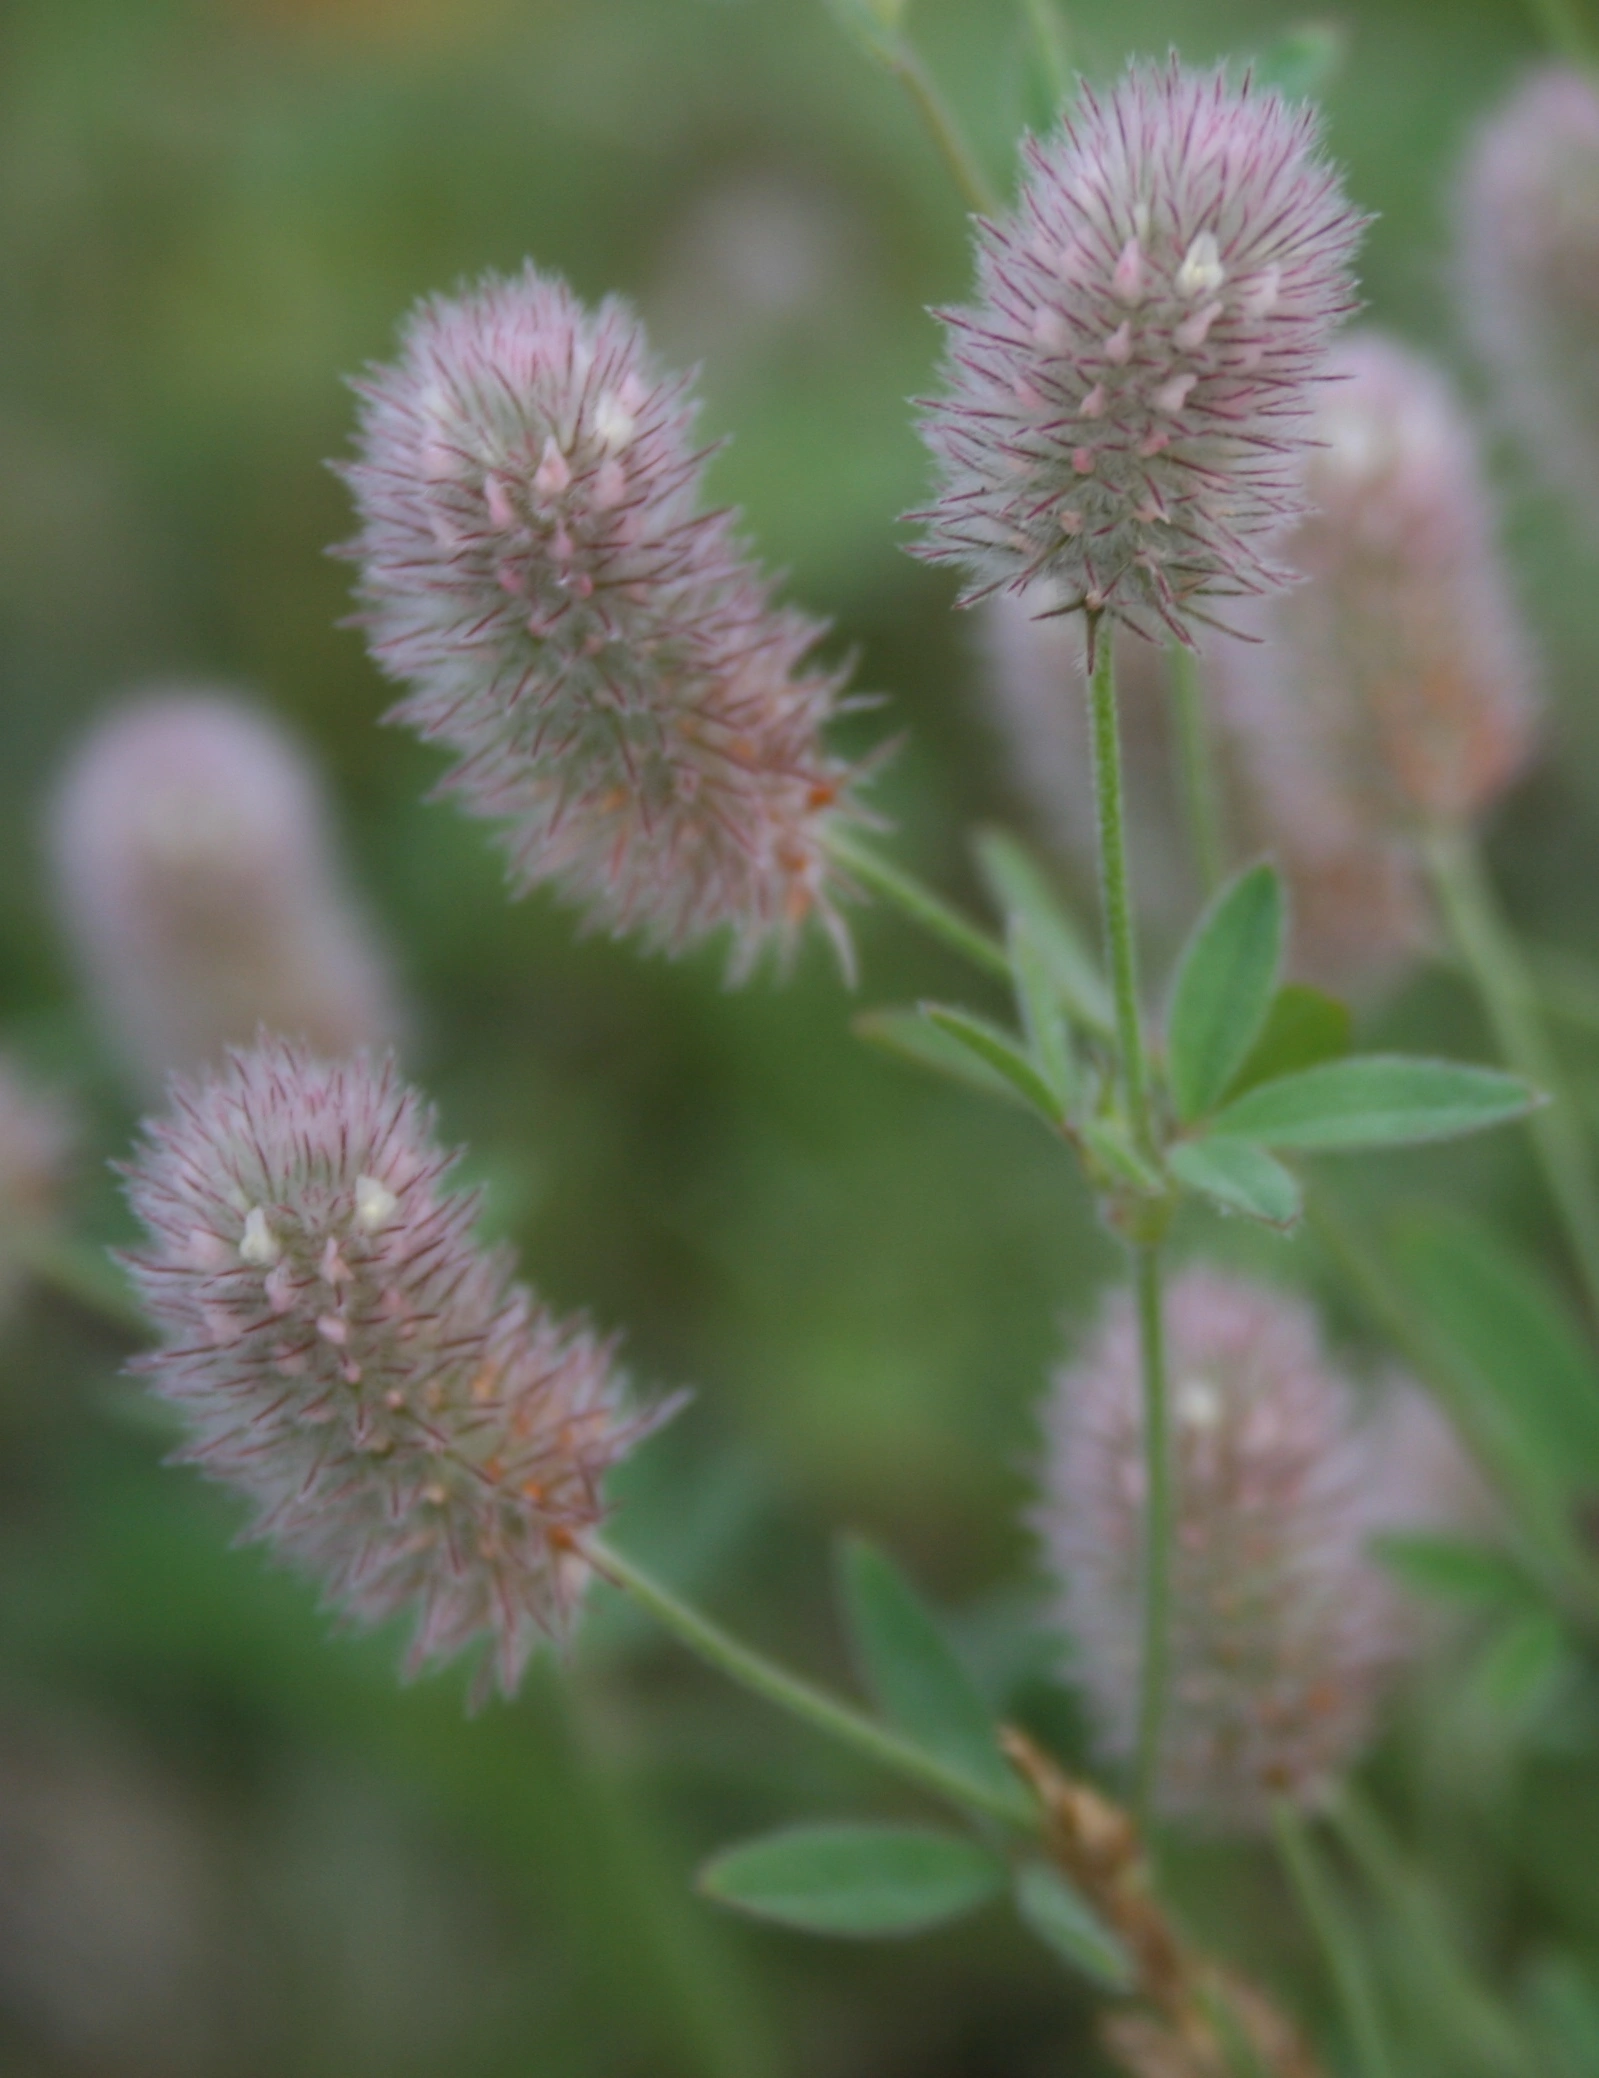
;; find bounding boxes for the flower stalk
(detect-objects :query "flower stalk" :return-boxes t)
[581,1533,1036,1830]
[1422,818,1599,1334]
[824,827,1010,980]
[1273,1800,1397,2078]
[1085,624,1172,1827]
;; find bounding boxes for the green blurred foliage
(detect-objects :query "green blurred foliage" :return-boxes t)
[4,0,1599,2072]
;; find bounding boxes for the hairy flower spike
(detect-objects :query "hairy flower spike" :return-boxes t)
[122,1041,660,1698]
[914,59,1363,647]
[1038,1271,1453,1828]
[1209,334,1539,992]
[339,264,861,976]
[1458,66,1599,536]
[50,690,402,1093]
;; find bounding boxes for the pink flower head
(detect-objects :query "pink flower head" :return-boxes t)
[1458,66,1599,536]
[914,59,1363,648]
[49,689,402,1093]
[338,264,860,976]
[122,1040,662,1699]
[1210,332,1538,992]
[1038,1270,1438,1828]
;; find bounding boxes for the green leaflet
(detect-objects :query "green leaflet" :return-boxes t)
[1206,1055,1537,1151]
[699,1824,1005,1937]
[1165,863,1284,1122]
[1222,982,1352,1102]
[1013,1861,1133,1990]
[1167,1138,1301,1228]
[973,829,1115,1037]
[837,1538,1016,1807]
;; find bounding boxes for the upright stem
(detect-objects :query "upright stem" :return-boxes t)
[1087,626,1154,1161]
[1131,1245,1171,1826]
[885,42,1000,217]
[826,828,1011,981]
[20,1234,148,1337]
[581,1534,1037,1831]
[1273,1801,1397,2078]
[1084,621,1171,1826]
[1423,820,1599,1334]
[1166,643,1225,900]
[1330,1790,1540,2078]
[1021,0,1074,110]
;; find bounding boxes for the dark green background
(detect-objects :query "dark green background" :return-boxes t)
[0,1,1595,2072]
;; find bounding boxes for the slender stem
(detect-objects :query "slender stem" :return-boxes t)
[1272,1800,1397,2078]
[1166,644,1225,900]
[1423,819,1599,1333]
[826,828,1011,981]
[1021,0,1074,110]
[885,42,1000,216]
[1330,1790,1540,2078]
[1519,0,1597,67]
[1086,625,1154,1160]
[1131,1244,1171,1828]
[582,1534,1037,1831]
[1083,623,1172,1827]
[20,1233,148,1337]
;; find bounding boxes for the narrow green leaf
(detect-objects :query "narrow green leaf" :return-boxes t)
[1223,982,1353,1102]
[1168,1139,1301,1229]
[1166,863,1285,1122]
[838,1539,1016,1805]
[973,829,1115,1036]
[922,1005,1067,1122]
[1010,916,1077,1111]
[1396,1215,1599,1521]
[1526,1954,1599,2078]
[699,1824,1005,1937]
[1207,1055,1539,1151]
[1013,1862,1133,1990]
[1470,1609,1568,1715]
[823,0,906,62]
[1081,1119,1165,1196]
[1250,21,1348,101]
[853,1009,1019,1104]
[1373,1534,1537,1610]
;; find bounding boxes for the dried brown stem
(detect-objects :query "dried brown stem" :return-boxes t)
[1001,1729,1323,2078]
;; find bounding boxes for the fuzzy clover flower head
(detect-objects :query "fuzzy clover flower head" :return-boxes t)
[1038,1270,1435,1829]
[915,59,1363,648]
[1458,66,1599,536]
[1209,332,1538,991]
[49,689,402,1093]
[122,1040,660,1699]
[339,263,860,977]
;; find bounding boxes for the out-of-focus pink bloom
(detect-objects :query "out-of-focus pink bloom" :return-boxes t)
[339,264,861,976]
[49,690,401,1093]
[1458,66,1599,536]
[122,1040,662,1700]
[1209,333,1539,993]
[914,59,1362,648]
[1037,1269,1458,1829]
